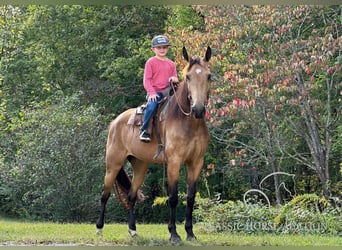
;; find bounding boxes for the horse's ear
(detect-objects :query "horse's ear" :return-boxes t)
[182,46,189,62]
[204,46,211,62]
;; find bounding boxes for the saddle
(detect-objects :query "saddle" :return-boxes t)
[127,104,147,127]
[127,96,169,126]
[127,95,171,159]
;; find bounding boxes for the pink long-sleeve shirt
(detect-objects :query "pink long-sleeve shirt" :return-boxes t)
[143,56,178,95]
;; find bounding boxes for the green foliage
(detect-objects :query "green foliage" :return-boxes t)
[97,36,151,114]
[167,6,204,31]
[1,5,169,116]
[0,93,106,221]
[331,123,342,197]
[0,5,171,222]
[1,5,341,225]
[194,193,342,235]
[274,194,342,235]
[194,195,275,234]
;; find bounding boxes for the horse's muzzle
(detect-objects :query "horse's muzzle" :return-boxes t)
[192,105,206,119]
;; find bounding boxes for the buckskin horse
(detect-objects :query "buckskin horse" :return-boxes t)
[96,46,211,244]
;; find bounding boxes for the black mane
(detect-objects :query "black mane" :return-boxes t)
[189,57,201,69]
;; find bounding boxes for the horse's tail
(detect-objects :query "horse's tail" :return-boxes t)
[113,167,146,209]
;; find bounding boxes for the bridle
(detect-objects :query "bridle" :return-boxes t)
[170,79,192,116]
[170,63,210,117]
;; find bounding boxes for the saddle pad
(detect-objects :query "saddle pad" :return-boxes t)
[127,104,146,126]
[127,110,142,126]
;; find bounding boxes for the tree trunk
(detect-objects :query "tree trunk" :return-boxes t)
[272,164,282,206]
[296,72,331,198]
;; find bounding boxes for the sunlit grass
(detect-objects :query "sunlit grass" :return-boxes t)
[0,218,341,246]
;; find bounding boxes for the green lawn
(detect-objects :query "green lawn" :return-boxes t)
[0,218,341,246]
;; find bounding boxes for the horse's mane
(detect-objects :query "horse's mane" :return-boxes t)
[182,57,202,79]
[167,82,189,120]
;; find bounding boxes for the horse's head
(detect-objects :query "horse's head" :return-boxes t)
[182,46,211,119]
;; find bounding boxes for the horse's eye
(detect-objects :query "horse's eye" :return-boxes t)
[186,75,191,81]
[207,74,211,81]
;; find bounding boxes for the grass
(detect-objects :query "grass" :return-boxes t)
[0,218,341,246]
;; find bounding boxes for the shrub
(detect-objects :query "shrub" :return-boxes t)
[194,194,275,234]
[194,193,342,235]
[274,194,342,235]
[0,93,107,221]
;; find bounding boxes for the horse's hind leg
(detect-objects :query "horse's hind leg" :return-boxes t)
[96,187,110,234]
[96,166,120,234]
[126,156,149,237]
[96,144,125,234]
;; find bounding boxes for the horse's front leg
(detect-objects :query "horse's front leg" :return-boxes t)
[168,181,181,244]
[185,180,197,240]
[167,163,181,245]
[185,159,204,241]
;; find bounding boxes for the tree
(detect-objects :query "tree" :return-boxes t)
[0,5,174,221]
[168,5,341,201]
[260,6,342,198]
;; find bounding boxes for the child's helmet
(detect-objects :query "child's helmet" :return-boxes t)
[152,35,170,47]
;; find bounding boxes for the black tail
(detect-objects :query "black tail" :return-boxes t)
[113,167,132,209]
[117,167,132,191]
[113,167,147,209]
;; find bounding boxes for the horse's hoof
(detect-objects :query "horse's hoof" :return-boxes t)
[186,234,197,241]
[128,229,138,237]
[170,234,181,246]
[96,228,103,236]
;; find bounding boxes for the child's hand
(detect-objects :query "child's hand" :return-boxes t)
[169,76,179,84]
[148,94,159,102]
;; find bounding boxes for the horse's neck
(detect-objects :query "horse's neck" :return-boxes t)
[163,83,205,135]
[169,83,191,117]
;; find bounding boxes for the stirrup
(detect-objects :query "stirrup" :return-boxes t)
[139,130,151,142]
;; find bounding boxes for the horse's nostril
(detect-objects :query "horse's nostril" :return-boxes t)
[192,105,205,119]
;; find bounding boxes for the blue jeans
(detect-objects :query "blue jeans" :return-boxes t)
[140,92,163,132]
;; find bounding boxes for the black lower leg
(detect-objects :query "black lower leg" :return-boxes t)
[96,189,110,229]
[128,190,137,232]
[168,183,181,243]
[185,182,196,240]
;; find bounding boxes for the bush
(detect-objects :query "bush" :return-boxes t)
[0,93,107,221]
[274,194,342,235]
[194,193,342,235]
[194,194,275,234]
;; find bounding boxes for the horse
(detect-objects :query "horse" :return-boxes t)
[96,46,212,244]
